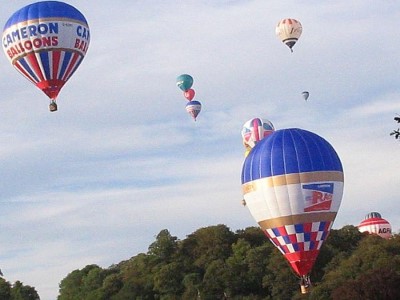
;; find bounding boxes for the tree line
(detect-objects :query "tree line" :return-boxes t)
[55,224,400,300]
[0,279,39,300]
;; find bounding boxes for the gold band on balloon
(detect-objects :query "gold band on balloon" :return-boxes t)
[242,171,344,194]
[258,212,337,229]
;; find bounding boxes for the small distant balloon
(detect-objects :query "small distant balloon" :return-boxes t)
[302,91,309,101]
[276,18,302,52]
[186,100,201,121]
[241,118,275,155]
[358,212,392,239]
[176,74,193,92]
[184,88,195,101]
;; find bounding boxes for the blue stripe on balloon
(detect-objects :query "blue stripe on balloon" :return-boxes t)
[18,58,39,82]
[59,51,72,79]
[4,1,88,30]
[40,52,50,80]
[241,128,343,184]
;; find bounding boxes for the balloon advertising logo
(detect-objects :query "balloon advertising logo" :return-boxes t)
[303,183,334,212]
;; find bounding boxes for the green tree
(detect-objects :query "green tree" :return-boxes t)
[153,262,184,298]
[310,234,399,299]
[324,225,363,257]
[331,267,400,300]
[55,225,400,299]
[116,253,157,299]
[58,264,101,300]
[182,273,201,300]
[225,238,270,298]
[201,259,228,300]
[182,224,236,270]
[148,229,178,262]
[0,278,11,299]
[263,250,298,300]
[102,273,123,299]
[82,266,105,292]
[244,244,274,298]
[235,227,266,248]
[11,281,40,300]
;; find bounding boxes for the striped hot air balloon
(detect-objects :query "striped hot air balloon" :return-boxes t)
[276,18,302,52]
[358,212,392,239]
[2,1,90,111]
[241,117,275,157]
[241,128,344,293]
[186,100,201,121]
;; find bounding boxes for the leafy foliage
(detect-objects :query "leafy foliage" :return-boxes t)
[0,278,39,300]
[57,225,400,299]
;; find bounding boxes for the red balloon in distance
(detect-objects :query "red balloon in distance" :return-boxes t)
[184,89,195,101]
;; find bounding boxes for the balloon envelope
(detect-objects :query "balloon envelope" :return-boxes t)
[276,18,302,52]
[186,100,201,121]
[302,91,309,101]
[241,128,344,276]
[358,212,392,239]
[2,1,90,102]
[184,88,195,101]
[241,117,275,149]
[176,74,193,92]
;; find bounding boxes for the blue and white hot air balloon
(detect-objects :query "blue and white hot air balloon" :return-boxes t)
[241,128,344,293]
[186,100,201,121]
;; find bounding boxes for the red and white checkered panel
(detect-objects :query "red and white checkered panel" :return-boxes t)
[263,221,332,275]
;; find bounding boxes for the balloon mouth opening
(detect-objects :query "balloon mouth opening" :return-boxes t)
[283,39,297,51]
[37,80,65,99]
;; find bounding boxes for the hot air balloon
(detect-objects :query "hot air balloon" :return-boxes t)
[2,1,90,112]
[302,91,309,101]
[176,74,193,92]
[276,18,302,52]
[183,88,195,101]
[241,128,344,293]
[241,117,275,156]
[186,100,201,121]
[358,212,392,239]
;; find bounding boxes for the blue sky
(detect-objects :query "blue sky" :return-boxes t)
[0,1,399,299]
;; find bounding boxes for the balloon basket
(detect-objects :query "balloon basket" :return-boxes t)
[300,284,309,294]
[49,102,58,112]
[299,275,311,294]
